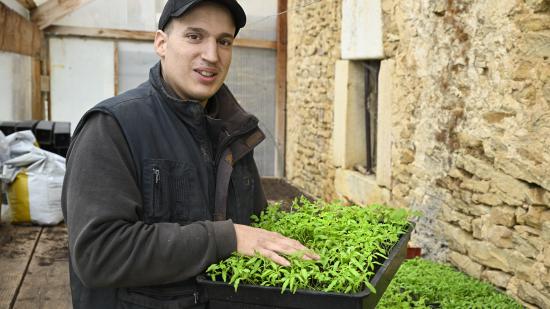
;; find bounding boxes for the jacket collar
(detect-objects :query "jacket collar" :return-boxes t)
[149,62,265,161]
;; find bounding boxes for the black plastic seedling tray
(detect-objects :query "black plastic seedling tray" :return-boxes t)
[197,224,413,309]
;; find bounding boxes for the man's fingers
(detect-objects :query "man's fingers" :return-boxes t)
[262,238,321,262]
[257,248,291,267]
[304,250,321,260]
[234,224,320,265]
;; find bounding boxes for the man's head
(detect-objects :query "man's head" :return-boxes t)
[154,0,246,105]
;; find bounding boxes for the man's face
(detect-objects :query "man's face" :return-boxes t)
[154,2,236,105]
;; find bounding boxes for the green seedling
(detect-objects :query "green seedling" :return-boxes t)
[206,197,413,294]
[378,258,522,308]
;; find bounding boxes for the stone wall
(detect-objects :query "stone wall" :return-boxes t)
[382,0,550,307]
[286,0,341,200]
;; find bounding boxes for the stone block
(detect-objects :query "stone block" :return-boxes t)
[469,204,491,216]
[472,193,502,206]
[467,241,508,271]
[472,218,483,239]
[334,169,390,205]
[439,204,473,232]
[467,241,535,280]
[511,60,536,81]
[516,207,527,225]
[455,155,494,180]
[376,59,394,188]
[522,32,550,58]
[542,222,550,241]
[518,281,550,309]
[489,206,516,227]
[525,0,550,13]
[494,153,550,194]
[507,276,521,296]
[460,179,490,193]
[491,173,529,206]
[448,168,464,178]
[543,246,550,267]
[525,186,548,206]
[482,270,512,288]
[439,221,472,254]
[392,184,410,199]
[457,132,483,148]
[512,233,541,259]
[485,225,514,248]
[341,0,384,59]
[448,251,483,279]
[514,225,541,237]
[519,206,550,229]
[332,60,366,169]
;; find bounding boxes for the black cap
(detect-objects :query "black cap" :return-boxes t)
[158,0,246,36]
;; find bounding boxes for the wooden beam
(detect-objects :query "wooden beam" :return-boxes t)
[234,38,277,50]
[15,0,37,10]
[275,0,288,177]
[31,0,94,30]
[0,2,42,57]
[46,25,155,41]
[45,25,278,49]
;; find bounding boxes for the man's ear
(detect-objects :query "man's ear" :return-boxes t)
[154,30,168,58]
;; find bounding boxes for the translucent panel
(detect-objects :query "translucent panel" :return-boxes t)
[55,0,158,31]
[0,52,31,121]
[238,0,278,41]
[54,0,278,38]
[117,41,158,94]
[225,47,277,176]
[50,37,115,133]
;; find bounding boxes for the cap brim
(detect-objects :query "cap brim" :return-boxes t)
[171,0,246,30]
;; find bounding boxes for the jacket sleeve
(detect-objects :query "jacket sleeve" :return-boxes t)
[62,112,237,288]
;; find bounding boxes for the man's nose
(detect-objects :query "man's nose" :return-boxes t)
[201,39,219,63]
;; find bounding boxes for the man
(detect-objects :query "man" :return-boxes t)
[61,0,318,308]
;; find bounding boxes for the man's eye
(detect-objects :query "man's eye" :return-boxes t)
[219,39,233,47]
[186,33,201,40]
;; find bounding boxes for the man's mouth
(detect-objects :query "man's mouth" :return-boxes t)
[195,70,217,78]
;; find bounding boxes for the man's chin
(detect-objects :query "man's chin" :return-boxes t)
[191,86,222,101]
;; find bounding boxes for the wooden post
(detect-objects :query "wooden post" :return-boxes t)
[114,41,119,96]
[31,56,43,119]
[276,0,288,177]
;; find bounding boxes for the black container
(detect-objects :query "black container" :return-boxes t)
[53,122,71,148]
[15,120,39,132]
[35,120,54,146]
[0,121,17,136]
[197,224,413,309]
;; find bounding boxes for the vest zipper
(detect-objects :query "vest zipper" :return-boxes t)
[193,291,199,304]
[153,167,160,215]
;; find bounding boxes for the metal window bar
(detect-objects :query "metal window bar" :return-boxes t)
[364,61,380,174]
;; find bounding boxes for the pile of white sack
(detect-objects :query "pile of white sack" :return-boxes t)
[0,130,65,225]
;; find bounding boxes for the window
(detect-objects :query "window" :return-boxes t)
[363,60,380,175]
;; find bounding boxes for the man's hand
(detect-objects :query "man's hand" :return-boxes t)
[234,224,320,267]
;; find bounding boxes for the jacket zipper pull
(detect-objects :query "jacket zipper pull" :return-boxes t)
[193,291,199,304]
[153,168,160,184]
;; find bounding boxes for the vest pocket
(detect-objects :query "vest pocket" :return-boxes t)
[229,163,255,224]
[142,159,207,224]
[117,287,201,309]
